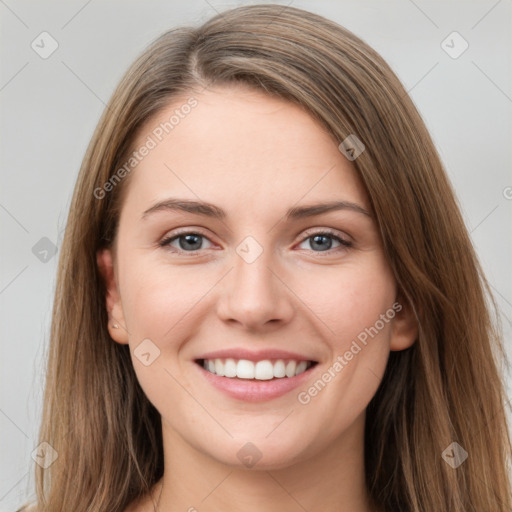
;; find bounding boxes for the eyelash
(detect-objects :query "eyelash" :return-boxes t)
[158,228,353,257]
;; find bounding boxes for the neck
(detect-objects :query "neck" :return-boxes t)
[155,412,374,512]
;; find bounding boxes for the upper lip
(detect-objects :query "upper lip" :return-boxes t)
[195,348,318,363]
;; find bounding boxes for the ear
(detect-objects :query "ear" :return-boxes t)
[96,248,129,345]
[389,294,418,351]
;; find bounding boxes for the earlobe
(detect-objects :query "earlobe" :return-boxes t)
[96,248,129,345]
[389,296,418,352]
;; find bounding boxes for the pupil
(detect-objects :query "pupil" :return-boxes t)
[180,234,202,250]
[311,235,331,251]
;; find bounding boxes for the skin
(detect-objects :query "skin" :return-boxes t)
[97,84,417,512]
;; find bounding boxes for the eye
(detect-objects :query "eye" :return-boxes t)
[158,228,352,256]
[159,231,214,254]
[296,229,352,254]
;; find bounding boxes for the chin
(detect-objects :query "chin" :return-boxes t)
[204,433,312,471]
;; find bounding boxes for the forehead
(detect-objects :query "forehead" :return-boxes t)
[124,86,369,217]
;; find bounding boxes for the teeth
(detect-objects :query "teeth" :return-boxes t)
[224,358,237,378]
[295,361,308,375]
[273,360,286,378]
[285,360,296,378]
[237,359,255,379]
[254,361,274,380]
[201,358,313,380]
[215,359,224,377]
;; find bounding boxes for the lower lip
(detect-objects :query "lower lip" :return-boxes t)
[195,362,317,402]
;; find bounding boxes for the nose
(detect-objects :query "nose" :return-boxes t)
[216,241,295,332]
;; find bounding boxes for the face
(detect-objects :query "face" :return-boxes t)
[98,85,417,469]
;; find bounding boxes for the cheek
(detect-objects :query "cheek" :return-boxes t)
[293,260,396,413]
[292,261,396,430]
[118,261,209,416]
[301,259,396,348]
[120,258,215,342]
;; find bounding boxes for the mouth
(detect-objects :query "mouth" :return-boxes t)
[193,347,320,401]
[193,355,319,402]
[195,358,318,380]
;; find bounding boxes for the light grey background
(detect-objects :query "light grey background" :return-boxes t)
[1,1,511,510]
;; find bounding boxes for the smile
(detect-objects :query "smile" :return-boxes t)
[198,358,316,380]
[194,356,319,402]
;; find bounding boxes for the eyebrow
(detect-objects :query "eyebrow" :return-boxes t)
[141,198,371,220]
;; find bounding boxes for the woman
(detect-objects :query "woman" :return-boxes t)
[19,4,511,511]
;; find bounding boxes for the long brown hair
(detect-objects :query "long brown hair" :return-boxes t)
[21,4,511,511]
